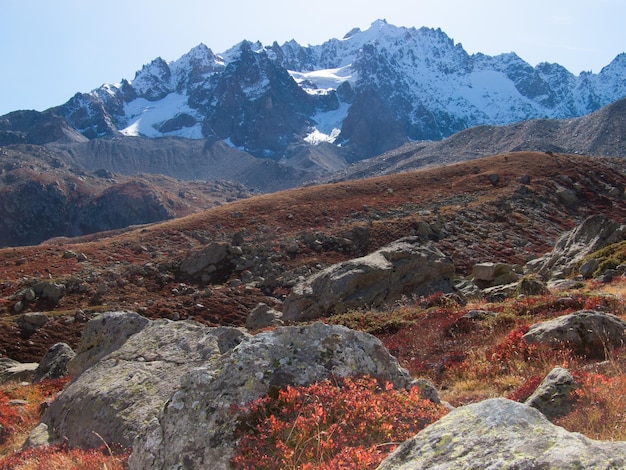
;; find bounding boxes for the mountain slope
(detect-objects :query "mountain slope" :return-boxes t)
[1,151,625,361]
[324,96,626,182]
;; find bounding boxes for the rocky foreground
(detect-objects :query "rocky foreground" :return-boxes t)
[0,212,624,468]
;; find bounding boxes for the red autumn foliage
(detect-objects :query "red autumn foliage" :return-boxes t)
[0,443,129,470]
[231,376,448,469]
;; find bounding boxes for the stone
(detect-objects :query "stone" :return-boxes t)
[526,215,626,281]
[179,242,230,276]
[37,317,248,450]
[472,262,520,288]
[376,398,626,469]
[245,303,284,330]
[17,312,49,335]
[283,237,455,321]
[68,310,150,378]
[523,310,626,357]
[129,322,414,469]
[32,342,75,384]
[517,275,548,296]
[21,423,49,449]
[524,367,578,418]
[0,362,38,384]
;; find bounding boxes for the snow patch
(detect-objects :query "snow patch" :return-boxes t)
[290,66,356,95]
[304,128,341,144]
[120,93,203,138]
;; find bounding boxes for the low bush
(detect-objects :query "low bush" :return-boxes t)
[231,375,448,469]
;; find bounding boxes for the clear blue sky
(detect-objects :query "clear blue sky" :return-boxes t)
[0,0,623,116]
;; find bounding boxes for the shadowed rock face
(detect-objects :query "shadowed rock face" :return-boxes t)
[283,237,455,321]
[376,398,626,470]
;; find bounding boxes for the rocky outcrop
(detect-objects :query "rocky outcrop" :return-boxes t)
[283,237,455,321]
[523,310,626,357]
[376,398,626,469]
[129,322,414,469]
[526,215,626,281]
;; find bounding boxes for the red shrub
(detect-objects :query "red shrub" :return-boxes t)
[231,376,448,469]
[0,443,129,470]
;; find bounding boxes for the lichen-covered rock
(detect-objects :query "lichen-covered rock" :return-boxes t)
[32,342,75,384]
[376,398,626,469]
[523,310,626,357]
[37,317,248,449]
[526,215,626,280]
[129,322,414,469]
[283,237,454,321]
[524,367,577,418]
[67,311,150,377]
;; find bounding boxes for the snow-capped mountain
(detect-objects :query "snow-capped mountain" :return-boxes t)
[35,20,626,159]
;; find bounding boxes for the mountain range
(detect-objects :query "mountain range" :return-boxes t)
[2,19,625,162]
[0,20,625,247]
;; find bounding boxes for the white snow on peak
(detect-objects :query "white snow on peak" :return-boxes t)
[120,93,203,138]
[289,66,356,95]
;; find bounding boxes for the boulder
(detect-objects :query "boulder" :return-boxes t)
[526,215,626,281]
[283,237,454,321]
[32,342,75,383]
[129,322,414,469]
[179,242,231,276]
[376,398,626,469]
[0,358,38,384]
[36,315,248,450]
[523,310,626,357]
[524,367,578,418]
[472,262,520,287]
[245,302,284,330]
[67,310,150,377]
[17,312,49,335]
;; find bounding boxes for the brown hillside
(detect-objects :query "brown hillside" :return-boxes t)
[1,151,626,362]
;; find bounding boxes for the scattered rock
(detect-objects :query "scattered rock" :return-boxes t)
[472,262,520,288]
[524,367,578,418]
[376,398,626,469]
[517,275,548,296]
[245,303,284,330]
[523,310,626,357]
[283,237,455,321]
[179,242,230,276]
[17,312,49,335]
[32,342,75,384]
[0,361,38,384]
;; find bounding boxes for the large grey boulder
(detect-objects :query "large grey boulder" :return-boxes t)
[129,322,414,469]
[526,215,626,280]
[283,237,454,321]
[376,398,626,469]
[523,310,626,356]
[35,313,248,449]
